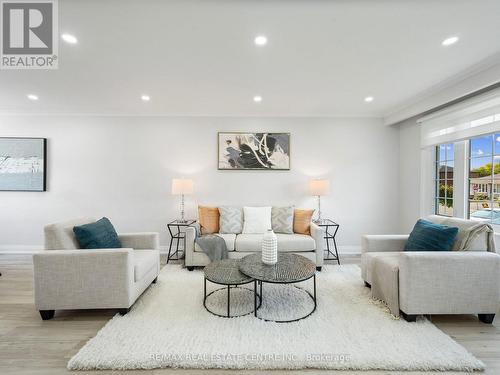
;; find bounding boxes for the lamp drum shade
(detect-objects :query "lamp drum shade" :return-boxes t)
[171,178,194,195]
[309,179,330,196]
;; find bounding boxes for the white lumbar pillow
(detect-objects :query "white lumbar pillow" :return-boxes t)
[242,206,272,234]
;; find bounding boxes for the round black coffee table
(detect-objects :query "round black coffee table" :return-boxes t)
[239,253,317,323]
[203,259,261,318]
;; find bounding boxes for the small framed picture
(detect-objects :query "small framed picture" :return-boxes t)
[0,137,47,191]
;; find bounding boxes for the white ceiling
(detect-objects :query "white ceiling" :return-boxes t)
[1,0,500,117]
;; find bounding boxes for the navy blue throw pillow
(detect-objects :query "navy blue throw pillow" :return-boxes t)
[404,219,458,251]
[73,217,122,249]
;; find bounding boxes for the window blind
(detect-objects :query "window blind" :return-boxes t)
[418,88,500,148]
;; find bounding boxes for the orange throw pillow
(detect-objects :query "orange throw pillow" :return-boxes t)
[293,209,314,235]
[198,206,220,234]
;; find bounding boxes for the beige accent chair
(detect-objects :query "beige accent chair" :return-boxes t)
[184,222,325,270]
[361,215,500,323]
[33,218,160,320]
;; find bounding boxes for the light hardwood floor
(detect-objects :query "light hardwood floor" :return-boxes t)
[0,254,499,375]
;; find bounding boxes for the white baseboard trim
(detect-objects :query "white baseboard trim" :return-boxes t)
[337,245,361,254]
[0,245,43,254]
[0,245,361,255]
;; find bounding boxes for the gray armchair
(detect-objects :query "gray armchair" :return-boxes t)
[33,218,160,320]
[361,215,500,323]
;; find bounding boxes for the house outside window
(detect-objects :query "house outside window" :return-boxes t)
[468,133,500,225]
[435,143,454,216]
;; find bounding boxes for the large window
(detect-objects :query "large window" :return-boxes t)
[435,143,454,216]
[468,133,500,224]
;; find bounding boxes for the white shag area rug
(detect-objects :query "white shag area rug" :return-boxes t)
[68,264,484,371]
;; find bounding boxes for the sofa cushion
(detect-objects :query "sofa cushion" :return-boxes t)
[194,233,236,252]
[134,250,159,282]
[219,206,243,234]
[217,233,236,251]
[272,206,294,234]
[242,206,272,234]
[235,233,315,252]
[404,219,458,251]
[73,217,122,249]
[44,217,96,250]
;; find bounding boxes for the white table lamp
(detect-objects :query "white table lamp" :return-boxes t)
[309,179,330,223]
[172,178,193,223]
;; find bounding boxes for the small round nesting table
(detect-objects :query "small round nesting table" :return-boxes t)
[239,253,317,323]
[203,259,261,318]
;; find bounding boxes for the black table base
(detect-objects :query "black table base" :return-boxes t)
[316,219,340,265]
[203,278,261,318]
[167,220,195,264]
[253,274,317,323]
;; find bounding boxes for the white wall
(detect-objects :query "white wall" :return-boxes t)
[397,117,422,232]
[0,116,400,252]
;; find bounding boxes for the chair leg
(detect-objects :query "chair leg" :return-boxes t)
[152,277,158,284]
[39,310,55,320]
[364,281,371,288]
[478,314,495,324]
[400,311,417,322]
[316,266,322,272]
[187,266,194,271]
[118,308,130,315]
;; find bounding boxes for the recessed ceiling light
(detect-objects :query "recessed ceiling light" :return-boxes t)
[442,36,459,47]
[61,33,78,44]
[141,95,150,102]
[364,96,374,103]
[254,35,267,46]
[27,94,38,101]
[253,95,262,103]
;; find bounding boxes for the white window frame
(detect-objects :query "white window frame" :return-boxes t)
[434,143,454,217]
[467,132,500,230]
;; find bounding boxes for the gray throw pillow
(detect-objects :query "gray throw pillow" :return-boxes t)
[218,206,243,234]
[272,206,294,234]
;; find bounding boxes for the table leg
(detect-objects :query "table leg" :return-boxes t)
[167,236,174,264]
[175,228,180,259]
[313,274,317,305]
[333,236,340,265]
[259,280,262,300]
[254,280,257,317]
[325,228,331,255]
[227,285,230,317]
[203,277,206,302]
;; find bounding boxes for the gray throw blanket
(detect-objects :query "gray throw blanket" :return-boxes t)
[195,234,228,262]
[449,222,495,252]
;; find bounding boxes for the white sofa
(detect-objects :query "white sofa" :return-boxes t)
[33,218,160,320]
[361,215,500,323]
[184,222,325,270]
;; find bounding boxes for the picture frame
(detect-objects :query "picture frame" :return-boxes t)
[0,137,47,192]
[218,132,290,170]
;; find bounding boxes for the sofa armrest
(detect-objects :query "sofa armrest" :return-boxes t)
[184,225,198,267]
[33,249,134,310]
[118,232,159,250]
[398,251,500,314]
[310,222,325,267]
[361,235,409,253]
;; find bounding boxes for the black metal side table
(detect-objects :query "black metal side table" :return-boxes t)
[167,219,196,263]
[204,259,261,318]
[315,219,340,265]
